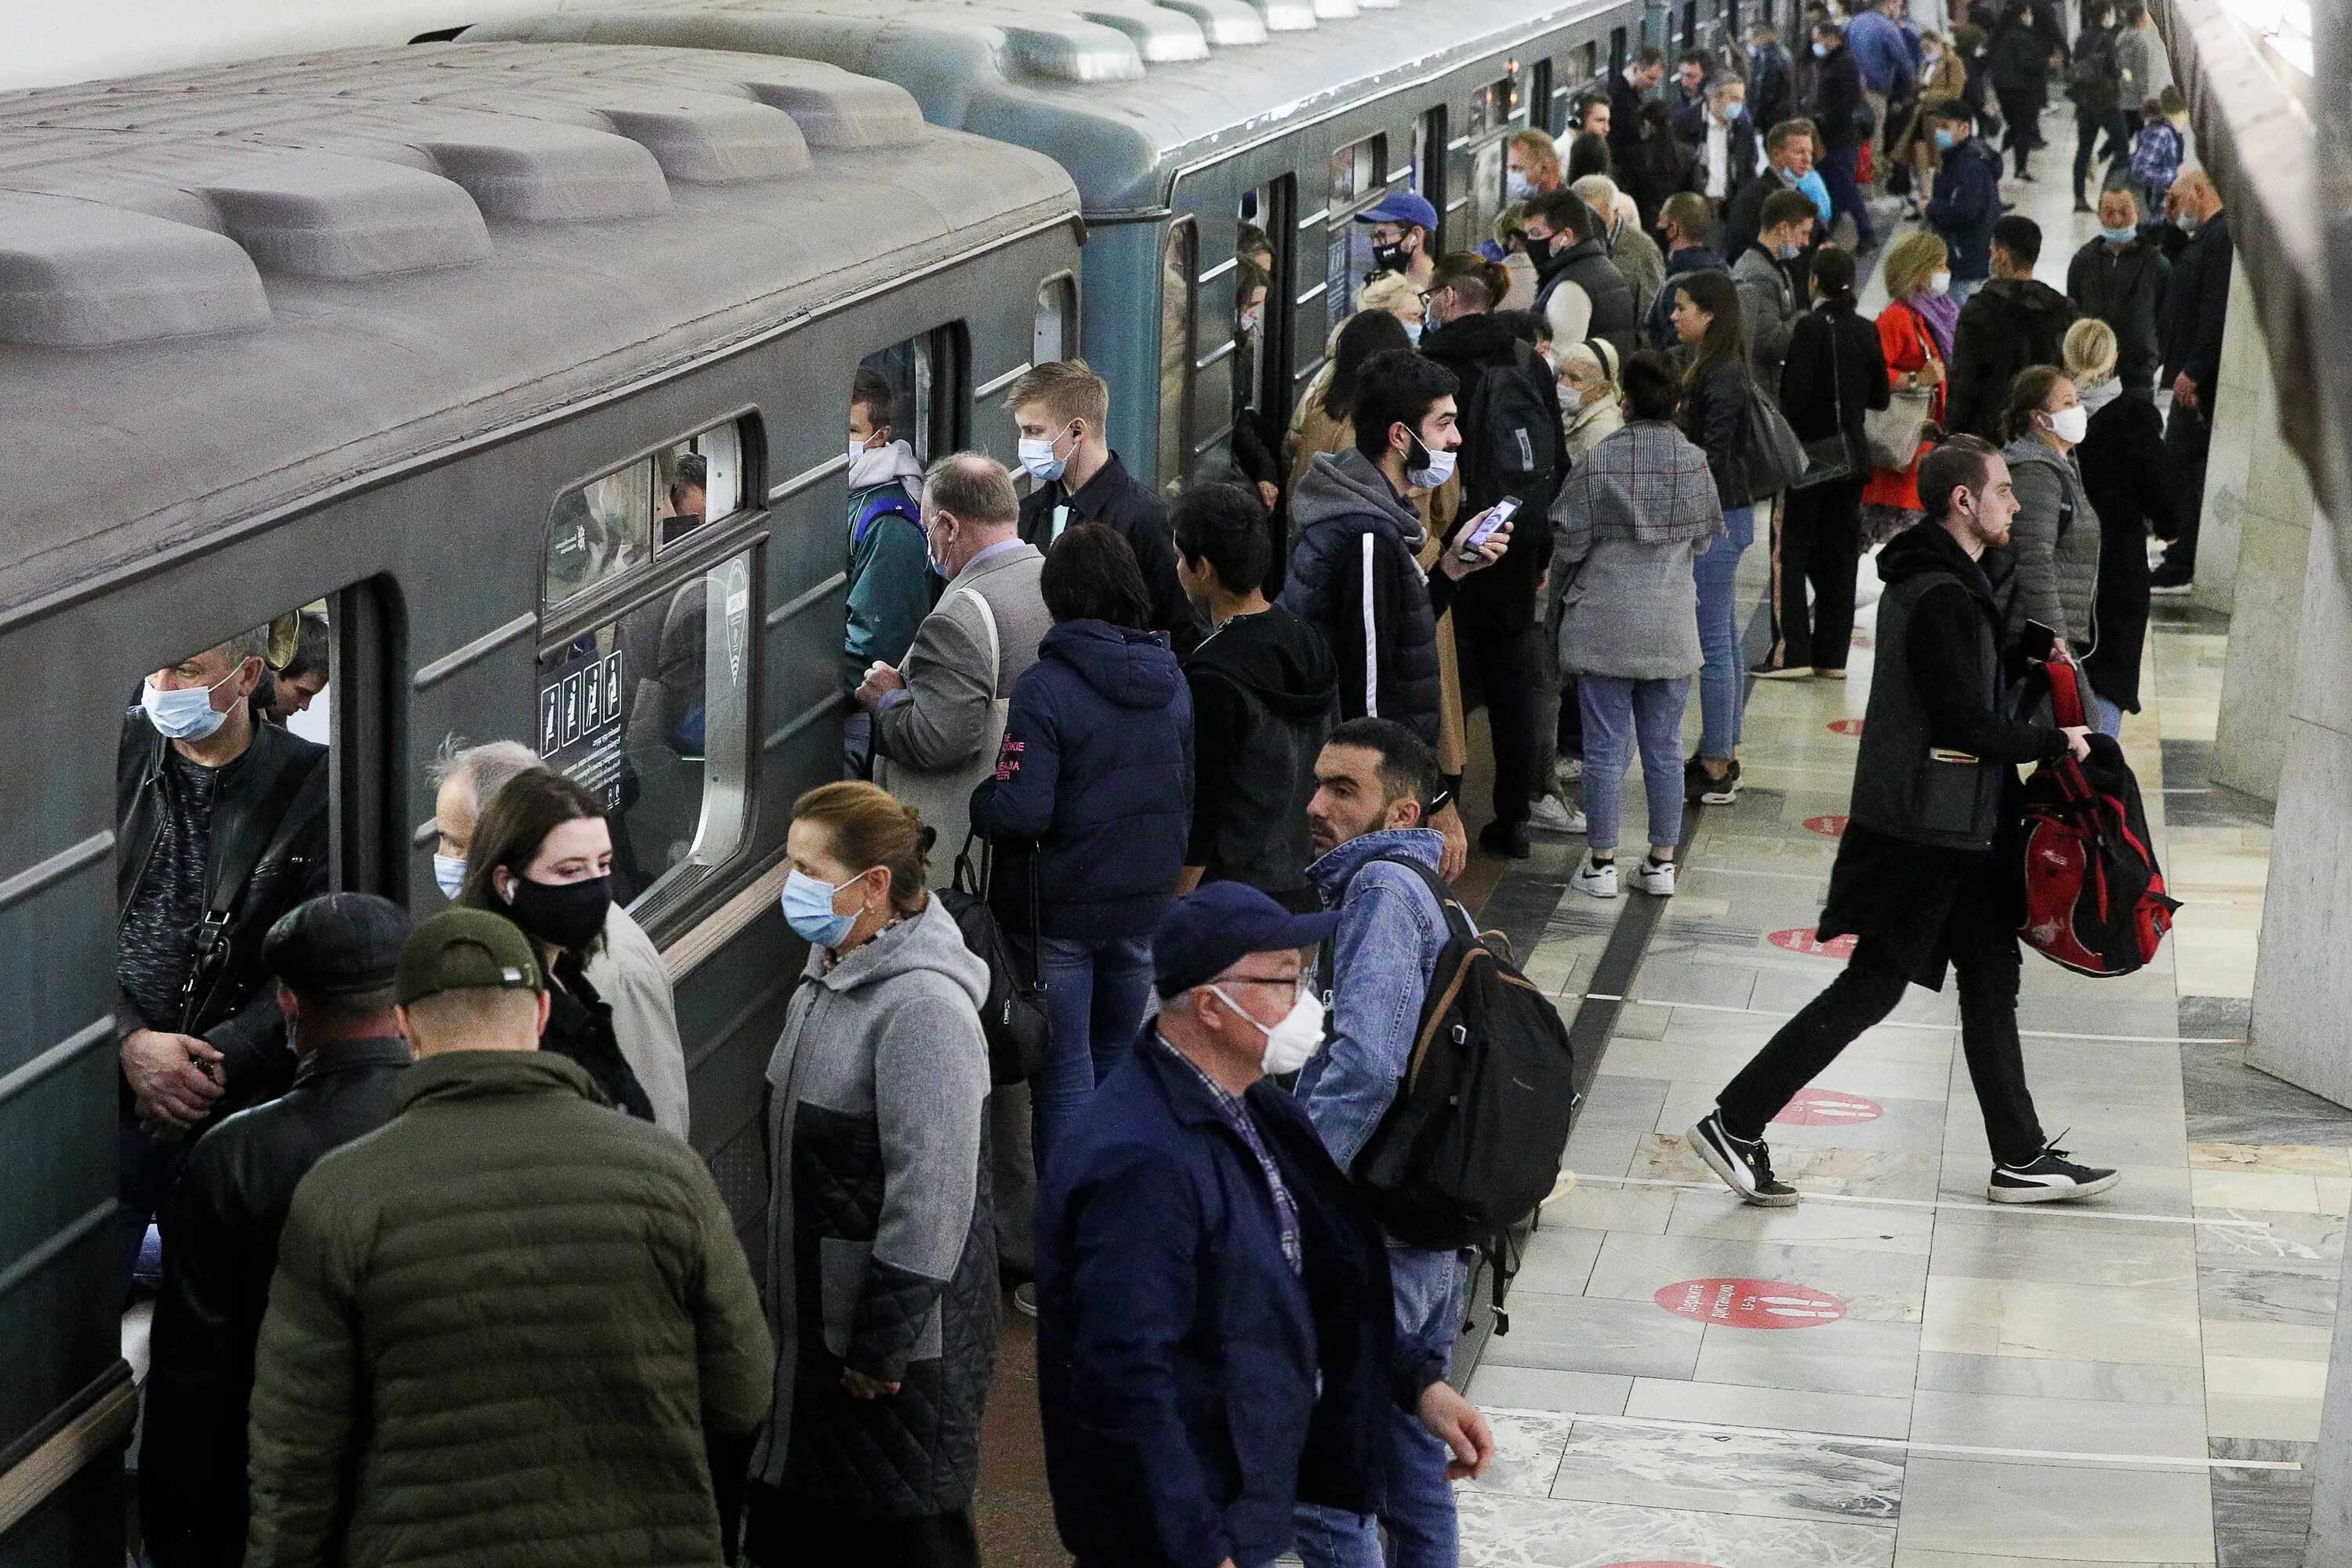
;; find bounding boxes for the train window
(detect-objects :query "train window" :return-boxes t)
[1035,273,1076,365]
[539,548,754,920]
[1414,109,1449,251]
[1324,134,1386,343]
[1157,220,1196,497]
[543,419,748,608]
[1532,59,1555,134]
[1610,27,1628,74]
[1327,136,1381,209]
[1236,183,1287,438]
[845,331,956,768]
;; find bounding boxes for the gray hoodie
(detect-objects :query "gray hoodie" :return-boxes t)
[1990,437,2102,656]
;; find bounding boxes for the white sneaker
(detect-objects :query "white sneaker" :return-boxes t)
[1529,794,1587,835]
[1554,757,1584,787]
[1632,858,1676,896]
[1572,859,1619,898]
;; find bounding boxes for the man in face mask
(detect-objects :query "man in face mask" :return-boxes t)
[1356,191,1439,292]
[843,366,933,702]
[117,626,329,1297]
[1290,717,1494,1566]
[1504,128,1562,203]
[1009,358,1200,651]
[1034,879,1492,1568]
[2148,169,2230,590]
[2065,186,2172,402]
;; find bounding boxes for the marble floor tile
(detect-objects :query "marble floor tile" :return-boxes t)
[2205,1391,2325,1442]
[2208,1437,2317,1543]
[1465,1410,1577,1499]
[1476,1290,1705,1379]
[1585,1230,1929,1324]
[2193,1169,2333,1214]
[1455,1490,1896,1567]
[1635,1129,1942,1203]
[1513,1225,1604,1298]
[2197,1260,2343,1327]
[1623,1375,1914,1439]
[1893,1554,2203,1568]
[1697,1315,1924,1398]
[2201,1318,2333,1362]
[1667,1186,1937,1256]
[1545,1418,1904,1526]
[1540,1181,1675,1236]
[1465,1365,1633,1418]
[1913,1348,2205,1406]
[1653,1080,1951,1157]
[2194,1208,2345,1263]
[1920,1275,2203,1367]
[1893,1457,2217,1563]
[1926,1210,2199,1290]
[1906,1386,2209,1464]
[2190,1142,2352,1176]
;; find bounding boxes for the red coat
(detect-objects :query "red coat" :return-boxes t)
[1862,298,1947,512]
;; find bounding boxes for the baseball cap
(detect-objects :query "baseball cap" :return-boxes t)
[263,893,410,997]
[1357,192,1439,232]
[394,908,544,1007]
[1152,883,1341,1000]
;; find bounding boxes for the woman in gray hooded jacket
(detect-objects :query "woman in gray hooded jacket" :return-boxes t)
[750,782,996,1568]
[1991,365,2103,659]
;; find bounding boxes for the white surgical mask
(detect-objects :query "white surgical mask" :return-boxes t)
[1404,428,1455,490]
[1209,984,1327,1076]
[1559,385,1584,413]
[1505,169,1534,201]
[1929,269,1952,296]
[434,853,467,901]
[2043,405,2089,445]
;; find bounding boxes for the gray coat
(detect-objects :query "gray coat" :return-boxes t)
[1548,420,1724,681]
[753,896,996,1514]
[1990,437,2102,656]
[1733,244,1800,392]
[583,903,689,1138]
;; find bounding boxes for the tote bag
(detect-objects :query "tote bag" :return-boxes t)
[873,586,1005,888]
[1863,303,1937,470]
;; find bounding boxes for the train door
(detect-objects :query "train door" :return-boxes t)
[1324,133,1387,347]
[1157,219,1197,499]
[1457,75,1519,267]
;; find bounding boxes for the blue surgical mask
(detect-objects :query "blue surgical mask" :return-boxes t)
[781,868,858,948]
[1932,128,1958,150]
[434,854,467,901]
[1402,318,1423,346]
[2100,223,2138,244]
[1505,170,1534,201]
[1017,426,1070,484]
[1812,41,1831,57]
[1777,239,1802,260]
[140,668,238,742]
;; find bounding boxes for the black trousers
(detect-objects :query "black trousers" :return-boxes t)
[1996,87,2043,175]
[1716,884,2049,1167]
[2073,107,2133,201]
[1459,619,1538,826]
[1770,479,1866,671]
[2160,397,2213,573]
[742,1483,979,1568]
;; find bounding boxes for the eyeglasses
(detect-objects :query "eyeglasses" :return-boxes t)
[1221,971,1306,1000]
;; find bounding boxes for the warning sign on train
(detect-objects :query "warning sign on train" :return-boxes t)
[540,641,629,813]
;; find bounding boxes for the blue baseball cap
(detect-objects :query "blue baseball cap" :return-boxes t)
[1152,883,1340,999]
[1357,191,1439,233]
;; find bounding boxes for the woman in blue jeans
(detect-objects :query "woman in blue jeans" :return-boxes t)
[1548,350,1725,898]
[969,523,1193,1178]
[1668,269,1759,806]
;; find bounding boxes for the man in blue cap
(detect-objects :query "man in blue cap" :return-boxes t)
[1359,191,1439,294]
[1035,882,1492,1568]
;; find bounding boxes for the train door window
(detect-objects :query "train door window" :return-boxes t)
[846,329,960,737]
[1236,179,1290,444]
[543,426,746,608]
[1532,58,1555,134]
[1325,134,1385,343]
[1463,78,1515,265]
[1157,219,1196,496]
[1035,273,1076,365]
[1610,26,1628,74]
[1683,2,1698,48]
[1414,108,1447,251]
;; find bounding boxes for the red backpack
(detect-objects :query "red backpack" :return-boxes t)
[2015,661,2180,976]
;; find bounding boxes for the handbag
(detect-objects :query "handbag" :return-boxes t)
[1736,372,1808,498]
[1789,314,1857,490]
[1862,303,1936,470]
[934,833,1052,1084]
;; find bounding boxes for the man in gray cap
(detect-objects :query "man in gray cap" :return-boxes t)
[142,891,412,1568]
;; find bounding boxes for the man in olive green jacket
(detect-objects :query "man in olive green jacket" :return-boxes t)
[245,909,773,1567]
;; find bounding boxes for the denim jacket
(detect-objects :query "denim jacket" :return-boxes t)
[1296,828,1451,1177]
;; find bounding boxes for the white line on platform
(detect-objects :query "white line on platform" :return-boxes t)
[1564,1171,2270,1229]
[1564,993,2245,1045]
[1476,1406,2304,1472]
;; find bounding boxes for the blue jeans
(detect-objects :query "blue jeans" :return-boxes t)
[1579,676,1692,854]
[1821,141,1875,249]
[119,1113,191,1302]
[2093,694,2124,738]
[1294,1247,1468,1568]
[1694,505,1754,760]
[1026,933,1156,1176]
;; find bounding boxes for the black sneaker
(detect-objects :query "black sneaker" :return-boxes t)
[1988,1142,2122,1203]
[1684,757,1740,805]
[1479,819,1531,859]
[1690,1112,1798,1207]
[2148,560,2194,594]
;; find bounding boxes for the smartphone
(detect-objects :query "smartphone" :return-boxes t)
[1458,496,1519,562]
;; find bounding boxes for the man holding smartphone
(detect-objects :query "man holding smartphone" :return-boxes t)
[1692,437,2119,1208]
[1416,255,1566,859]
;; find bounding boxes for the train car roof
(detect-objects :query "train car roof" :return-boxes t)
[470,0,1613,216]
[0,42,1076,622]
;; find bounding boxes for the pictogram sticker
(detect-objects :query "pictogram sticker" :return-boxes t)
[1767,927,1858,960]
[1774,1087,1886,1126]
[1803,813,1848,837]
[1655,1277,1846,1329]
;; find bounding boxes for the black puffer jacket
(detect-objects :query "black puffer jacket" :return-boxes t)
[1679,355,1756,510]
[1279,448,1454,747]
[142,1037,409,1568]
[1182,605,1337,909]
[1948,278,2078,441]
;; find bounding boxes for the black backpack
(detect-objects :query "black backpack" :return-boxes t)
[1333,855,1580,1327]
[935,835,1051,1085]
[1459,339,1564,517]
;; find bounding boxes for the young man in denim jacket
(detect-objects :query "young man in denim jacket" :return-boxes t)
[1293,716,1469,1568]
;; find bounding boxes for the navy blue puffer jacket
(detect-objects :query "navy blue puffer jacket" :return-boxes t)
[969,619,1193,940]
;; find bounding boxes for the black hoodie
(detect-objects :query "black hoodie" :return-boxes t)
[1419,310,1566,626]
[1181,605,1338,909]
[1947,278,2079,441]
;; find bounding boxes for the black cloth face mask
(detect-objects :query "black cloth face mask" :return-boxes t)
[504,873,613,953]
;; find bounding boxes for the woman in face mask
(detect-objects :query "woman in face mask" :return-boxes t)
[458,768,655,1121]
[1991,365,2104,664]
[750,780,996,1568]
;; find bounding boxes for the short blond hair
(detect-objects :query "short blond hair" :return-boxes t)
[1007,358,1109,430]
[1882,229,1950,303]
[1507,127,1560,174]
[1357,271,1421,319]
[2063,317,2119,384]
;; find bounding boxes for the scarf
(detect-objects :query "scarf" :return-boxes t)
[2078,375,2124,416]
[1909,292,1960,361]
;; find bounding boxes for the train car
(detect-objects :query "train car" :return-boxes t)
[0,42,1079,1559]
[473,0,1672,495]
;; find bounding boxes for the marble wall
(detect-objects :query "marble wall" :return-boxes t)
[2194,267,2268,617]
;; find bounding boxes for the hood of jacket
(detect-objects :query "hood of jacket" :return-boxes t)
[804,893,989,1010]
[1875,517,1995,604]
[1980,276,2073,321]
[1185,605,1338,723]
[848,436,925,495]
[1040,617,1185,712]
[2000,434,2087,493]
[1418,309,1523,370]
[1290,446,1425,551]
[1306,825,1445,898]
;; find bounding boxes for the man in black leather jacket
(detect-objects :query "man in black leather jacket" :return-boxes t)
[117,627,330,1292]
[140,893,411,1568]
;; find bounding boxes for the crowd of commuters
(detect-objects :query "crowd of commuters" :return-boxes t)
[114,3,2228,1562]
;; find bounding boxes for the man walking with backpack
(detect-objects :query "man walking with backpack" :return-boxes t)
[1418,255,1566,858]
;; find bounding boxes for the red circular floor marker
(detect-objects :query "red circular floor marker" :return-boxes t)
[1774,1087,1886,1126]
[1655,1277,1846,1329]
[1767,927,1858,959]
[1803,813,1848,837]
[1828,717,1864,735]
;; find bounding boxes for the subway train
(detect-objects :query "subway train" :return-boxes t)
[0,0,1759,1553]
